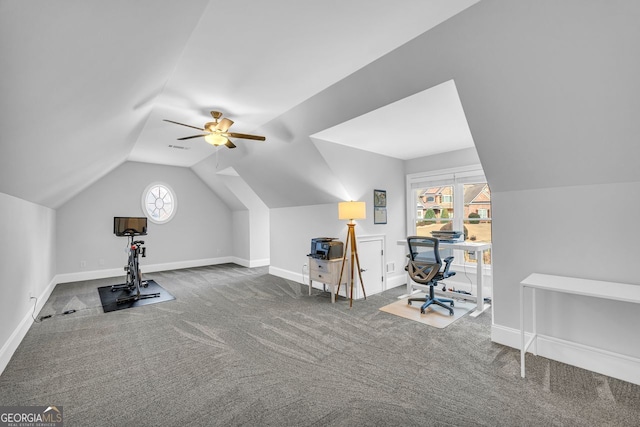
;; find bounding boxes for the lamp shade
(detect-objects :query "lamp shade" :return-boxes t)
[338,201,366,221]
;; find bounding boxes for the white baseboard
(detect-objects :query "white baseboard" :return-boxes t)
[269,267,408,297]
[55,257,236,284]
[386,273,406,290]
[491,324,640,386]
[0,276,57,376]
[247,258,270,268]
[269,266,303,284]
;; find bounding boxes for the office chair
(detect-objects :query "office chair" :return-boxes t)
[406,236,456,316]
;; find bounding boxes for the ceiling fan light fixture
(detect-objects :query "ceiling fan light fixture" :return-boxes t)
[204,133,228,146]
[216,118,234,132]
[165,110,265,149]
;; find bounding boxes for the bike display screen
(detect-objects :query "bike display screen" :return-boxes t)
[113,217,148,236]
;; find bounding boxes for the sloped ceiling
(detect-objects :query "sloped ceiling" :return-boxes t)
[0,0,210,207]
[310,80,475,160]
[0,0,479,209]
[4,1,639,211]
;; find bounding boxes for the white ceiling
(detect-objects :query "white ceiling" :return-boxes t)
[0,0,480,208]
[310,80,475,160]
[126,0,481,167]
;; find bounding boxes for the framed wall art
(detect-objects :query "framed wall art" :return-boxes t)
[374,189,387,224]
[374,189,386,207]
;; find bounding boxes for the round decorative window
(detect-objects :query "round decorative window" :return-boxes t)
[142,183,177,224]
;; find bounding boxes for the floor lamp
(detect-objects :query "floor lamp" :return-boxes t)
[337,201,366,307]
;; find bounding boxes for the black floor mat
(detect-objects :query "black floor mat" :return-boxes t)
[97,280,175,313]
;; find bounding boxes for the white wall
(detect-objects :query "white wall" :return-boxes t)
[405,147,480,176]
[56,161,233,277]
[232,210,250,263]
[492,182,640,356]
[269,142,407,288]
[0,192,56,373]
[220,174,270,266]
[270,203,342,280]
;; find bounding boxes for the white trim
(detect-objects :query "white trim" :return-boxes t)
[230,257,270,268]
[55,257,236,284]
[491,324,640,386]
[386,273,406,289]
[142,182,177,224]
[357,234,386,293]
[0,276,57,376]
[269,266,303,284]
[407,164,486,183]
[269,264,407,295]
[406,164,491,273]
[248,257,270,268]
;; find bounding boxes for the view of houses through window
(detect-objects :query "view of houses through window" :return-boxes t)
[413,181,492,265]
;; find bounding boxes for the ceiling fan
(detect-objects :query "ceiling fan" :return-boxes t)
[163,111,265,149]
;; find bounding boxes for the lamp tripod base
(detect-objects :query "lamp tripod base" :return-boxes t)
[337,222,366,307]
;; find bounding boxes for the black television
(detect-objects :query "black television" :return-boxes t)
[113,217,148,236]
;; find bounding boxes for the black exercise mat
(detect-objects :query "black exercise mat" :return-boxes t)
[97,280,175,313]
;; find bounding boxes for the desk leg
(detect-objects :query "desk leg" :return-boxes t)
[470,249,490,317]
[309,278,312,297]
[532,288,537,355]
[521,285,539,378]
[398,271,418,299]
[520,284,525,377]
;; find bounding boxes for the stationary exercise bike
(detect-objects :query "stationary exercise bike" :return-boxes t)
[111,229,160,304]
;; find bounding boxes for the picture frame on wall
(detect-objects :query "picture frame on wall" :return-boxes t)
[374,189,387,224]
[374,207,387,224]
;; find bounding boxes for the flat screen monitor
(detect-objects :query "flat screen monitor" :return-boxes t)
[113,217,148,236]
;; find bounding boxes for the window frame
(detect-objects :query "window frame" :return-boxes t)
[141,182,177,224]
[406,165,491,270]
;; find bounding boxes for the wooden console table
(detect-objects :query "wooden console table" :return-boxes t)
[308,257,348,303]
[520,273,640,378]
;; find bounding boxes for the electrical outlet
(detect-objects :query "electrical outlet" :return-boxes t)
[80,260,87,268]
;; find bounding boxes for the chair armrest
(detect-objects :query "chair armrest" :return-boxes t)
[442,256,455,278]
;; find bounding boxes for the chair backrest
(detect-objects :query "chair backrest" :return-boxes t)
[406,236,442,285]
[407,236,442,264]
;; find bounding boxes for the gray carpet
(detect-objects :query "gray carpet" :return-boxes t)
[1,263,639,426]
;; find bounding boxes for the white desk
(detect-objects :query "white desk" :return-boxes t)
[397,239,492,317]
[520,273,640,378]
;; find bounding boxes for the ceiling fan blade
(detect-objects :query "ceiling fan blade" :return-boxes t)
[227,132,265,141]
[163,119,205,131]
[216,118,234,132]
[177,134,207,140]
[225,139,237,149]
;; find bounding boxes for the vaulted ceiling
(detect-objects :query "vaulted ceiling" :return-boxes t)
[3,1,640,211]
[0,0,478,209]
